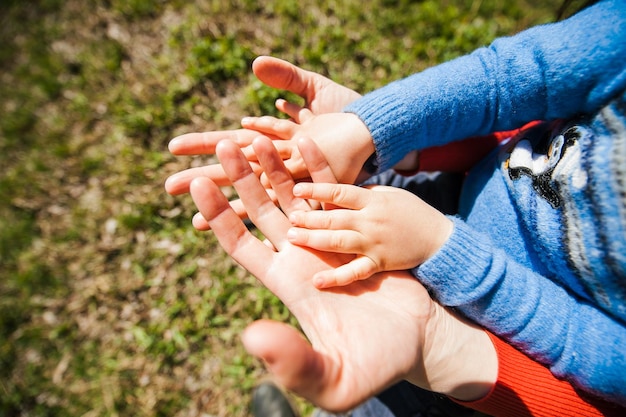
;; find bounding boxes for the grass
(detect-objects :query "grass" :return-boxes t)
[0,0,561,415]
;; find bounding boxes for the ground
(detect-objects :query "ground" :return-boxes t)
[0,1,560,415]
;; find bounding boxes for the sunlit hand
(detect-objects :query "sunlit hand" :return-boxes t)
[164,55,361,196]
[240,112,375,186]
[187,137,496,411]
[286,183,453,288]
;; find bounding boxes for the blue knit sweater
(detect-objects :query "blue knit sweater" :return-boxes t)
[344,0,626,405]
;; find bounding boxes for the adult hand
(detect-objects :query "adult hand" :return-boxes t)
[164,55,361,196]
[188,137,496,411]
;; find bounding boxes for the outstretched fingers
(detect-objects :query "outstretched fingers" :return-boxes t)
[297,137,338,184]
[275,98,315,124]
[168,129,258,155]
[241,116,298,140]
[293,182,370,210]
[251,55,361,114]
[189,176,272,277]
[165,164,230,195]
[216,140,291,249]
[252,136,312,215]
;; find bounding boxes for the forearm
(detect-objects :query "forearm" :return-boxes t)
[416,218,626,405]
[345,0,626,172]
[418,303,497,401]
[414,305,625,416]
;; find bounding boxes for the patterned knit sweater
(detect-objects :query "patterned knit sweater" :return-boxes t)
[344,0,626,406]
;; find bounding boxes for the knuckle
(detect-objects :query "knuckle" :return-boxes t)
[330,185,349,205]
[274,119,291,131]
[328,233,346,250]
[320,213,334,230]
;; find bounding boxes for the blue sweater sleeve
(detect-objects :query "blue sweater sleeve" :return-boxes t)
[415,218,626,406]
[345,0,626,172]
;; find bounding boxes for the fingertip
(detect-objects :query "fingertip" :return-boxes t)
[214,139,243,164]
[292,182,314,198]
[192,212,211,231]
[252,55,270,69]
[251,134,271,148]
[296,136,311,146]
[214,138,231,153]
[288,210,306,226]
[164,172,189,194]
[188,176,208,194]
[241,319,286,365]
[163,175,176,194]
[241,321,267,360]
[167,136,183,153]
[313,274,326,289]
[286,227,298,242]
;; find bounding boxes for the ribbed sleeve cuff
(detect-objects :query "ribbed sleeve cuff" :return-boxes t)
[343,89,422,173]
[415,217,496,307]
[456,332,624,417]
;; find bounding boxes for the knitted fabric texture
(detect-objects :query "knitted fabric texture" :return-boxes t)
[345,0,626,406]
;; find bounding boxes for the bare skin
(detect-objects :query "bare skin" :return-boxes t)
[287,182,453,288]
[186,136,497,412]
[164,56,369,230]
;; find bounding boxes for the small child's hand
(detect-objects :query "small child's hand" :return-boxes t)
[287,182,453,288]
[241,110,375,185]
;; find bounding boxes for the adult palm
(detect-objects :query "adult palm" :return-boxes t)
[188,137,490,411]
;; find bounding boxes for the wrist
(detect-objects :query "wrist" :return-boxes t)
[345,112,376,169]
[393,151,420,174]
[416,304,497,401]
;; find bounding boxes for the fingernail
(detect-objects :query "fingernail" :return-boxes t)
[292,183,302,196]
[241,117,251,125]
[287,228,297,241]
[167,137,181,151]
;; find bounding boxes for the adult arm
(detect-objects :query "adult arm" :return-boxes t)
[345,0,626,171]
[182,136,625,415]
[187,137,498,411]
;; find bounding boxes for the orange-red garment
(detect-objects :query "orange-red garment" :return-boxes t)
[459,332,625,417]
[398,122,541,175]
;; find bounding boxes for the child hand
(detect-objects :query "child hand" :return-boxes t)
[241,110,375,185]
[287,182,453,288]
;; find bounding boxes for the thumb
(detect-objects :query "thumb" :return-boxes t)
[252,56,310,97]
[298,137,338,185]
[242,319,341,410]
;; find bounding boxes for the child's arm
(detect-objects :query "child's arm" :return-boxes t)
[287,182,452,288]
[241,111,530,182]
